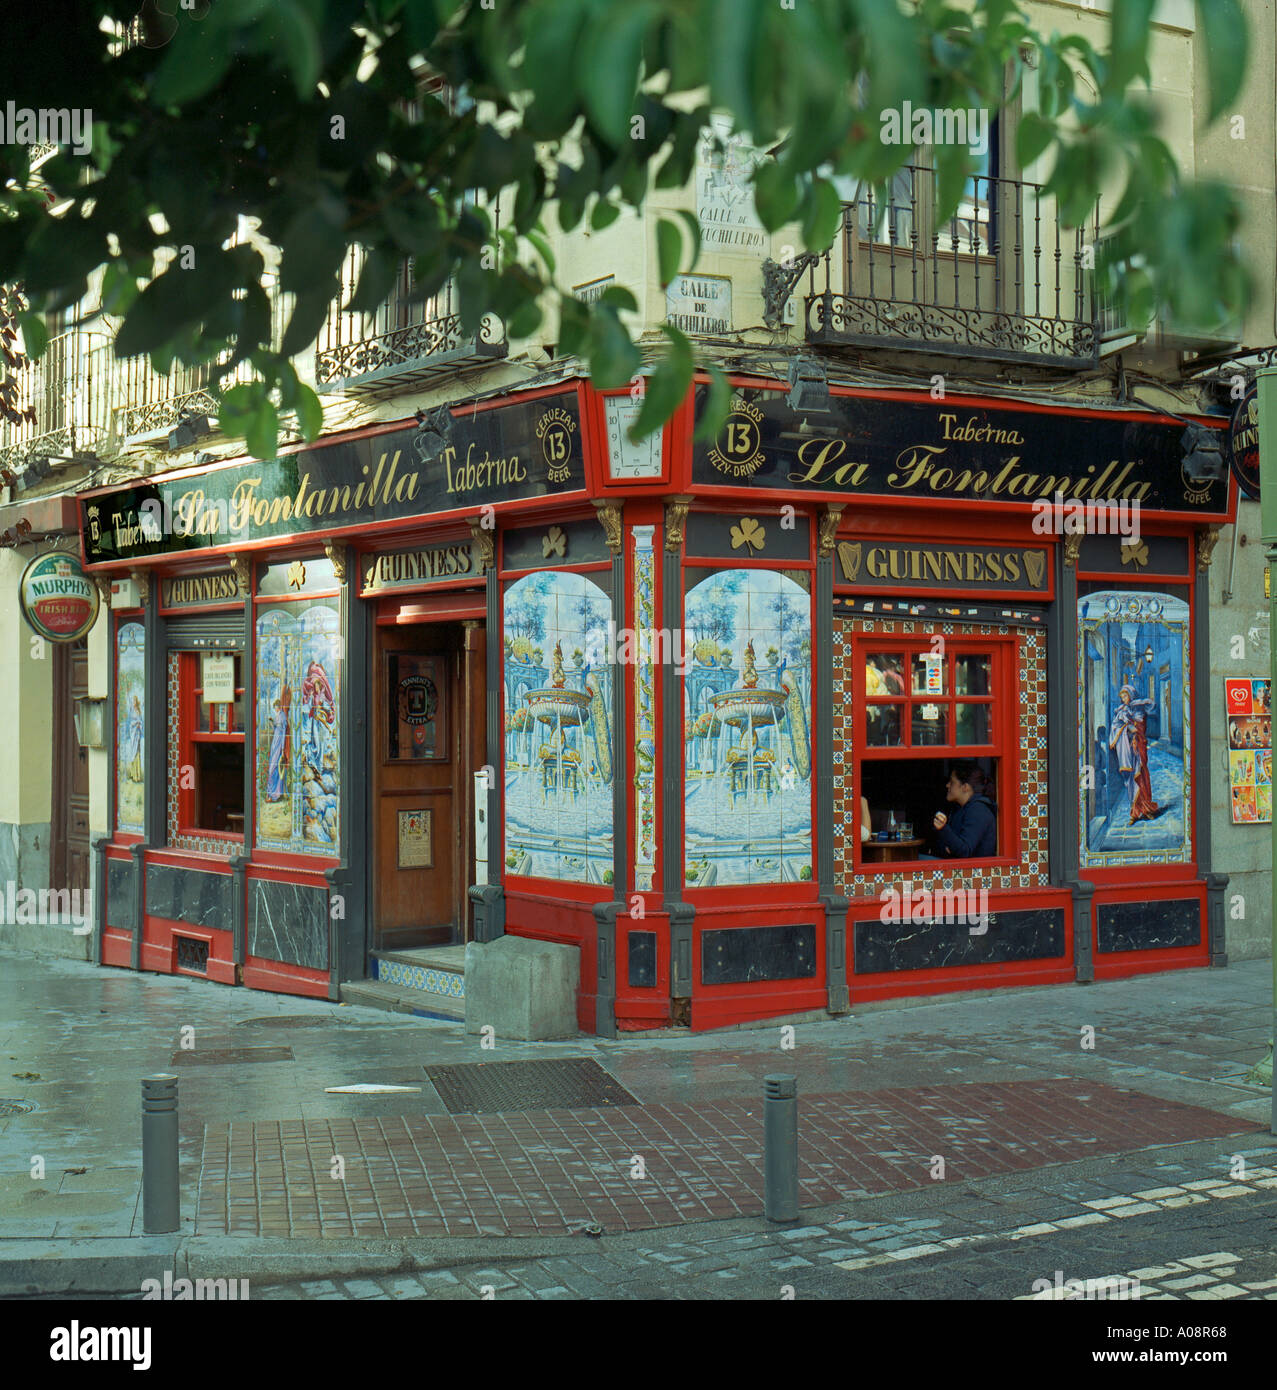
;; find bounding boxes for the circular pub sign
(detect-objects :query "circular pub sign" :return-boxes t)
[1228,385,1261,501]
[18,551,100,643]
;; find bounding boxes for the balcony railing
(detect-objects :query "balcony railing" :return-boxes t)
[113,289,291,442]
[315,247,507,393]
[0,328,114,469]
[801,166,1099,368]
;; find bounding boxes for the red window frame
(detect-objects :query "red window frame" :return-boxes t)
[175,650,246,845]
[854,632,1019,869]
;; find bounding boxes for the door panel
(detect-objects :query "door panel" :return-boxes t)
[374,624,461,950]
[52,639,91,895]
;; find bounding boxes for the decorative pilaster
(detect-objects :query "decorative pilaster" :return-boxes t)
[469,519,495,572]
[664,495,693,553]
[1197,526,1221,571]
[592,500,623,554]
[632,525,657,893]
[324,540,349,584]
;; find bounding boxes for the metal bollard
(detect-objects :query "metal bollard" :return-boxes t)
[763,1074,798,1223]
[142,1074,180,1234]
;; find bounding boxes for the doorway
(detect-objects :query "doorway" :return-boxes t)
[372,618,485,952]
[51,637,90,894]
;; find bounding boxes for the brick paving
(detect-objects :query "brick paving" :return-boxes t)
[195,1077,1261,1237]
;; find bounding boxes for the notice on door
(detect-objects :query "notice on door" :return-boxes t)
[397,808,434,868]
[201,653,236,703]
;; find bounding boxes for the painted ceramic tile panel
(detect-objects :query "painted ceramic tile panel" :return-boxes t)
[684,569,812,886]
[1078,590,1190,867]
[116,621,145,834]
[502,570,614,883]
[255,600,342,855]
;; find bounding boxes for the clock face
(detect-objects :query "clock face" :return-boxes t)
[605,396,665,481]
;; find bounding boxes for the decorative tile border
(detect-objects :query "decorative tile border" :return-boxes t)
[374,958,466,999]
[632,525,656,892]
[166,652,238,858]
[832,617,1049,897]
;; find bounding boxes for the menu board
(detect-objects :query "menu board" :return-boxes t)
[1226,678,1272,823]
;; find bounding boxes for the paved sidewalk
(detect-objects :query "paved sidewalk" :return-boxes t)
[196,1079,1259,1238]
[0,946,1272,1293]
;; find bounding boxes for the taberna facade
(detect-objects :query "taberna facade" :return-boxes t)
[76,370,1238,1034]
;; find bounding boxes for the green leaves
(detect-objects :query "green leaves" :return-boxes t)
[586,301,640,389]
[656,218,682,287]
[17,312,47,361]
[753,162,800,232]
[1196,0,1246,123]
[629,324,693,441]
[578,1,654,146]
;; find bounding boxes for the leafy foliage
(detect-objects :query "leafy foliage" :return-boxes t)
[0,0,1252,458]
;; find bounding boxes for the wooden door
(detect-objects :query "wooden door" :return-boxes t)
[374,623,463,950]
[52,638,91,894]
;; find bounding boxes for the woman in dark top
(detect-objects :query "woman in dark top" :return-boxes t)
[932,763,996,858]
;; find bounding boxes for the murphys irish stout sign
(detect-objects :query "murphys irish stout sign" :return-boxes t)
[19,551,99,642]
[693,387,1231,517]
[79,391,585,564]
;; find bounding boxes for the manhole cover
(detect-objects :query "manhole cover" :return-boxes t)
[0,1099,36,1116]
[423,1058,639,1115]
[169,1046,294,1066]
[238,1016,330,1028]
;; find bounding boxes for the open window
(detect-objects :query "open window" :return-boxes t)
[856,637,1014,865]
[175,651,246,841]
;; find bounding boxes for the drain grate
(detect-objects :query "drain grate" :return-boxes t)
[175,936,210,973]
[238,1016,331,1028]
[0,1099,36,1117]
[169,1046,294,1066]
[423,1057,639,1115]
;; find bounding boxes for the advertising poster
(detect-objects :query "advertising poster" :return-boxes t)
[1226,677,1272,824]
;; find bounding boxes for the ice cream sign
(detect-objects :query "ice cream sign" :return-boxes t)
[19,551,99,643]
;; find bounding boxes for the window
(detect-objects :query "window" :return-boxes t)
[857,636,1012,864]
[176,651,245,839]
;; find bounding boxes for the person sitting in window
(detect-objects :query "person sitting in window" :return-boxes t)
[860,795,871,843]
[931,763,996,858]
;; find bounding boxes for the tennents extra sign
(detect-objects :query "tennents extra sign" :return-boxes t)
[693,387,1230,516]
[79,392,584,564]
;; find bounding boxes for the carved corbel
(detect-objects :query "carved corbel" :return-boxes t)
[592,500,623,554]
[818,504,845,557]
[1062,534,1083,568]
[130,568,150,608]
[469,519,495,572]
[664,495,694,554]
[324,540,349,584]
[1197,527,1221,572]
[226,554,251,596]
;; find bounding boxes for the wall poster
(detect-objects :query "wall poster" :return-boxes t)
[1225,677,1272,823]
[1078,590,1191,868]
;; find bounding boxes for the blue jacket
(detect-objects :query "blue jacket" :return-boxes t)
[936,794,997,858]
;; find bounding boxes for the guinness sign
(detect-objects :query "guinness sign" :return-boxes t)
[161,569,241,609]
[1228,386,1260,501]
[837,541,1051,595]
[361,541,478,595]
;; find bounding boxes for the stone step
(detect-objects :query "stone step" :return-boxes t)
[372,946,465,973]
[371,951,466,998]
[339,980,465,1022]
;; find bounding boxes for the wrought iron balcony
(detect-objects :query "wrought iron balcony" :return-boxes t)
[794,166,1099,368]
[315,254,507,394]
[0,328,114,471]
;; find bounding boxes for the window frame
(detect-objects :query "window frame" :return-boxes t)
[175,650,246,845]
[853,631,1020,870]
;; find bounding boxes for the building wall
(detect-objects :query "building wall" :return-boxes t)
[0,547,54,901]
[1209,499,1273,961]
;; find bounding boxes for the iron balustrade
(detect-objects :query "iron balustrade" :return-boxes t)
[0,328,114,467]
[315,246,507,391]
[804,165,1099,367]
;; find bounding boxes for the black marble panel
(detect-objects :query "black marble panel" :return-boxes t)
[1097,898,1200,954]
[853,907,1066,974]
[106,859,136,932]
[249,878,328,971]
[145,864,233,931]
[627,931,657,989]
[701,924,817,985]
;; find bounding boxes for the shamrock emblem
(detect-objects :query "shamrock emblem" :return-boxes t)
[287,560,307,589]
[730,517,765,555]
[1120,539,1149,568]
[542,526,566,559]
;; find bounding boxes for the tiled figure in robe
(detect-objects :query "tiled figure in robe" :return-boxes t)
[1109,683,1160,823]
